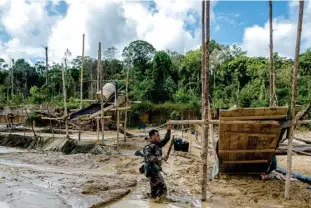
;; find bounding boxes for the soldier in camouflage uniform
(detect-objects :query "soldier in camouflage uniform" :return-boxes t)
[143,124,171,199]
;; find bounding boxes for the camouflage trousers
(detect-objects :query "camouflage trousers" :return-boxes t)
[148,171,167,198]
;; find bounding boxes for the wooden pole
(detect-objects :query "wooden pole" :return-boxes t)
[90,61,94,99]
[124,65,129,142]
[115,80,119,145]
[285,0,304,199]
[80,34,85,110]
[201,0,209,201]
[45,46,48,85]
[269,0,277,107]
[78,120,81,141]
[96,43,100,142]
[11,59,14,98]
[99,42,105,142]
[61,63,69,139]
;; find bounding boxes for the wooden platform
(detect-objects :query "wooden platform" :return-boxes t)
[218,106,288,174]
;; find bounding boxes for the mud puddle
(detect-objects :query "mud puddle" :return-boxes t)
[0,146,25,153]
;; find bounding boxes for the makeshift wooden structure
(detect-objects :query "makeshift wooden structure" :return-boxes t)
[217,106,289,174]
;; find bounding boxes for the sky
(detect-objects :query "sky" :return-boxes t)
[0,0,311,65]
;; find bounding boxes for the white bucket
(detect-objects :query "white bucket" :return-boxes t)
[96,83,115,100]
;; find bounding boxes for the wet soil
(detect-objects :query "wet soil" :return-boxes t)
[0,129,310,207]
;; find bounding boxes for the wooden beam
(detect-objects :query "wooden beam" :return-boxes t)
[208,120,280,125]
[219,149,275,154]
[297,120,311,124]
[108,107,131,111]
[220,115,287,120]
[41,117,63,120]
[74,99,97,102]
[89,104,114,119]
[223,160,268,164]
[169,120,204,125]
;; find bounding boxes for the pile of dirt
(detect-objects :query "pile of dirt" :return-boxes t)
[0,134,117,155]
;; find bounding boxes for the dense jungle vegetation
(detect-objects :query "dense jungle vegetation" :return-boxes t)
[0,39,310,121]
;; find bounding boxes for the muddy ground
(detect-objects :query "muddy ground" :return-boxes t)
[0,129,310,208]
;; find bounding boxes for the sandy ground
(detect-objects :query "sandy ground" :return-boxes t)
[0,128,310,207]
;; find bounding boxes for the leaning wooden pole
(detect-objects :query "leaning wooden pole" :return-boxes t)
[269,0,277,107]
[99,42,105,142]
[201,0,209,202]
[285,0,304,199]
[61,64,69,138]
[80,34,85,110]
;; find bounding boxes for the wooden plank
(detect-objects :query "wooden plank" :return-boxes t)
[208,120,280,125]
[219,149,275,153]
[219,107,288,118]
[89,105,114,119]
[223,160,268,164]
[169,120,204,125]
[224,131,277,138]
[297,120,311,124]
[220,115,287,120]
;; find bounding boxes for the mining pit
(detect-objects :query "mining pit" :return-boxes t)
[0,128,310,208]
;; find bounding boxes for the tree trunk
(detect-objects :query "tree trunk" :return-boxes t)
[80,34,85,109]
[285,0,304,199]
[269,0,277,107]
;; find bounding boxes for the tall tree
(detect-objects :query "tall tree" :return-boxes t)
[269,0,277,107]
[285,0,304,199]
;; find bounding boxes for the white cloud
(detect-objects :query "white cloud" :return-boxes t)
[242,1,311,58]
[0,0,218,64]
[0,0,60,63]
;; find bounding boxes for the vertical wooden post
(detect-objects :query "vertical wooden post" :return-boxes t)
[269,0,277,107]
[61,63,69,139]
[90,61,94,99]
[285,0,304,199]
[115,80,119,145]
[124,65,129,142]
[80,34,85,110]
[78,120,81,141]
[45,46,48,85]
[11,59,14,98]
[99,42,105,142]
[96,43,101,142]
[201,0,209,202]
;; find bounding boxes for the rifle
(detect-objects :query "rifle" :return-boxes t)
[134,150,167,175]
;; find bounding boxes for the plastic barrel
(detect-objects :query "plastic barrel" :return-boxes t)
[96,83,115,100]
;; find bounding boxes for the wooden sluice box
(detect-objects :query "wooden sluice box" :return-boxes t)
[217,107,289,174]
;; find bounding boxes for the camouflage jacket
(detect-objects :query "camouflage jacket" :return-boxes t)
[143,130,171,167]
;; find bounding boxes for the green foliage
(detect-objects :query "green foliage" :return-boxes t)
[2,39,311,125]
[29,86,45,104]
